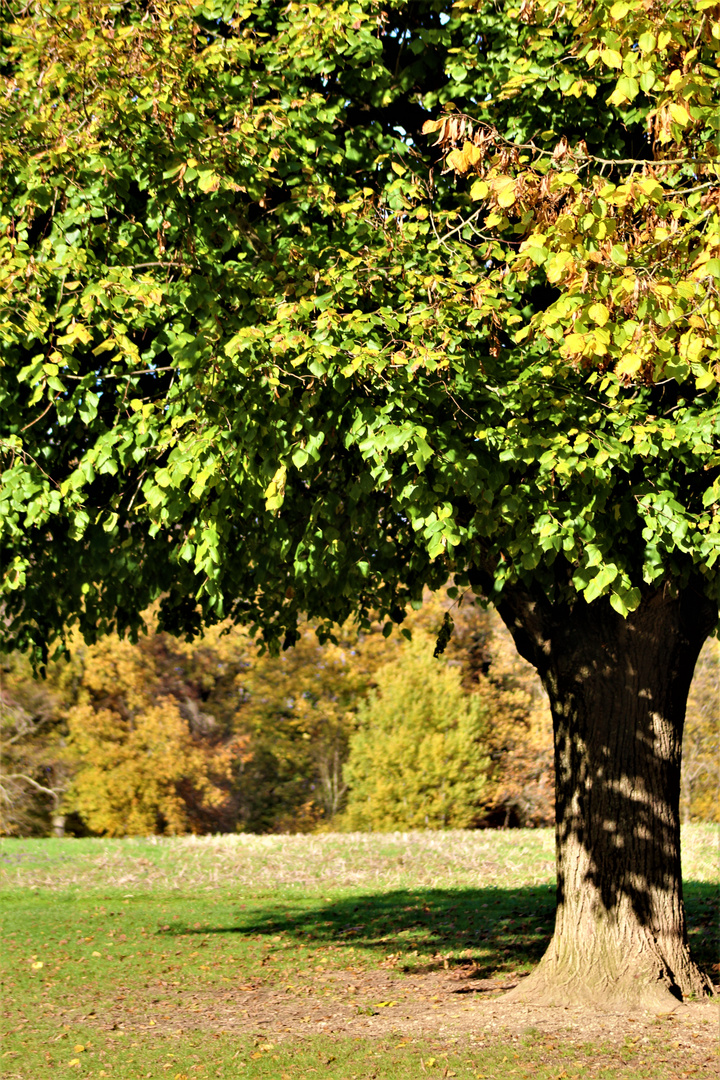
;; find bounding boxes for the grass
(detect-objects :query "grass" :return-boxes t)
[1,826,718,1080]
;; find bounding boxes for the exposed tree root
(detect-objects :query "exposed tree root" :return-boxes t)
[503,937,715,1011]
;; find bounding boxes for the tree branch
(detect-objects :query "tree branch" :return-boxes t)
[0,774,60,803]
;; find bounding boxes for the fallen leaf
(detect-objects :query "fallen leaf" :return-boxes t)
[31,961,44,969]
[73,1044,85,1053]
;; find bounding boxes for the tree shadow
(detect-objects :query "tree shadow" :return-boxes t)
[158,880,717,983]
[683,880,720,977]
[162,884,556,979]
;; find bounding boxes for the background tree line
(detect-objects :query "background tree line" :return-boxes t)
[1,594,716,837]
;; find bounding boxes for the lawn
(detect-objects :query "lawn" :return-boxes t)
[1,826,718,1080]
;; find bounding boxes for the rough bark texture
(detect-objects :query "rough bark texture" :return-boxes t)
[494,582,717,1010]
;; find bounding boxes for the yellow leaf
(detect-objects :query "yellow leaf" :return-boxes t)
[668,103,691,127]
[610,1,629,17]
[446,141,480,174]
[658,30,672,49]
[546,251,574,283]
[600,49,623,69]
[696,367,717,389]
[73,1045,85,1053]
[563,333,587,353]
[91,950,102,957]
[470,179,489,200]
[588,302,610,326]
[198,171,220,193]
[391,161,406,176]
[445,147,468,173]
[421,119,443,134]
[638,178,662,198]
[616,353,643,376]
[31,961,43,969]
[68,1060,80,1068]
[495,178,517,208]
[469,146,483,168]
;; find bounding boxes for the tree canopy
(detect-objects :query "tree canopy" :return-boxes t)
[3,0,719,659]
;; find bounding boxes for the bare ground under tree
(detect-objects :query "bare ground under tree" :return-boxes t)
[44,964,720,1075]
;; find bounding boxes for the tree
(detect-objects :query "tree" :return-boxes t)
[681,638,720,823]
[342,636,492,830]
[62,626,250,836]
[231,619,373,831]
[436,597,554,827]
[1,0,718,1007]
[0,650,72,835]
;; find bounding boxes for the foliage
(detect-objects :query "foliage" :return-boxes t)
[62,626,250,836]
[1,2,718,1002]
[3,0,719,662]
[682,638,720,823]
[227,620,365,831]
[2,592,551,835]
[0,651,71,835]
[6,588,718,836]
[342,638,492,830]
[435,599,554,827]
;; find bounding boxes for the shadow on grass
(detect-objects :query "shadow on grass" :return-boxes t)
[158,881,718,983]
[164,884,553,979]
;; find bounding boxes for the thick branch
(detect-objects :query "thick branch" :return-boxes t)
[0,773,60,804]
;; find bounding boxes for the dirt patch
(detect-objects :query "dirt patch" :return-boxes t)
[66,964,719,1071]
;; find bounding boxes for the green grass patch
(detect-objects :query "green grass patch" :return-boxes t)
[1,826,717,1079]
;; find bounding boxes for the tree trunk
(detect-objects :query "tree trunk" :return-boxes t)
[495,582,717,1010]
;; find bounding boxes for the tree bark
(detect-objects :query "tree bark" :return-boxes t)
[495,582,717,1010]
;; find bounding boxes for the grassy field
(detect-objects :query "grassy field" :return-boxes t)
[1,826,718,1080]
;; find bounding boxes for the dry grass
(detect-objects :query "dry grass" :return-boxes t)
[1,823,717,896]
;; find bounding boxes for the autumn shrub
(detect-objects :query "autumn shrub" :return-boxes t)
[0,650,76,836]
[340,638,493,830]
[230,622,369,831]
[682,638,720,824]
[61,627,250,837]
[396,598,555,829]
